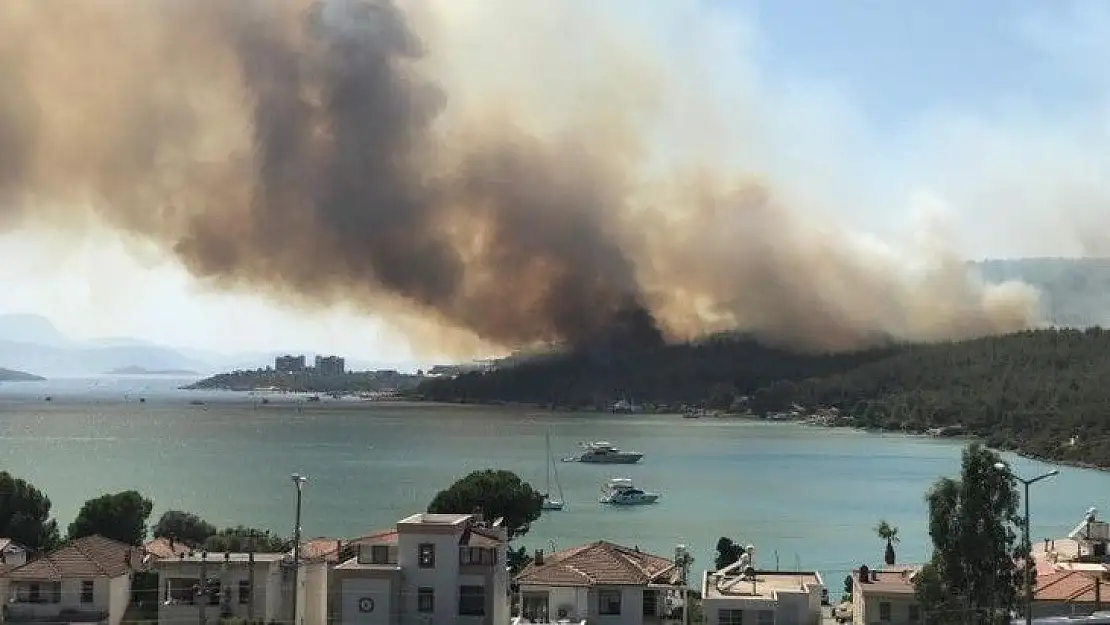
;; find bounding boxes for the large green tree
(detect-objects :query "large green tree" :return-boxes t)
[68,490,154,546]
[151,510,218,547]
[914,443,1023,625]
[203,525,287,552]
[427,469,542,540]
[0,471,60,552]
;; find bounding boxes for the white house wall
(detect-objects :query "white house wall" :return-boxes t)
[1,577,121,622]
[340,578,392,625]
[108,575,132,625]
[397,531,460,623]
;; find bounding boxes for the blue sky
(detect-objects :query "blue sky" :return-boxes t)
[2,0,1108,361]
[745,0,1101,127]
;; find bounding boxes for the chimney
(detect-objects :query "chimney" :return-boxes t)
[169,536,176,549]
[534,550,544,566]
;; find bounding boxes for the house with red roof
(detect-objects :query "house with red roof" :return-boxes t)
[0,535,140,625]
[512,540,687,624]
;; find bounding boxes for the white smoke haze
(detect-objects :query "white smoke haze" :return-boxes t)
[2,0,1107,357]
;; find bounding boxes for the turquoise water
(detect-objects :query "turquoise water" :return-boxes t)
[0,376,1102,582]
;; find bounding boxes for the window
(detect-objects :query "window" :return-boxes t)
[418,543,436,568]
[51,583,61,604]
[718,609,744,625]
[238,581,251,605]
[418,587,434,613]
[29,583,40,604]
[909,605,921,622]
[458,585,485,616]
[758,610,774,625]
[879,601,892,622]
[459,547,496,565]
[81,580,95,604]
[370,545,391,564]
[598,589,622,615]
[642,590,657,616]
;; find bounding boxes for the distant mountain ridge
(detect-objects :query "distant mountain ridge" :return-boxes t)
[0,367,44,382]
[971,258,1110,327]
[0,314,420,376]
[105,366,200,376]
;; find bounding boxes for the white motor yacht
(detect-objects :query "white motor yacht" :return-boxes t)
[570,440,644,464]
[598,477,660,505]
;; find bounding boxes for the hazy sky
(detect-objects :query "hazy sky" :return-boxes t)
[2,0,1108,361]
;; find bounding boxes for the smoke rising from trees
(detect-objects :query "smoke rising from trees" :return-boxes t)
[0,0,1040,354]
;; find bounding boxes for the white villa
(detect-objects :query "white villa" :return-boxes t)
[701,546,825,625]
[512,541,688,625]
[331,512,509,625]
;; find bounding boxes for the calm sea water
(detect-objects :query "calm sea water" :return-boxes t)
[0,376,1104,582]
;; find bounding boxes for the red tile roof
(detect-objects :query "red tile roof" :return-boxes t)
[300,538,346,563]
[1035,570,1105,603]
[3,536,135,581]
[143,537,189,560]
[515,541,680,587]
[349,530,398,546]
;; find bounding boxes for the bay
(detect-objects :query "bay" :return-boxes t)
[0,376,1102,583]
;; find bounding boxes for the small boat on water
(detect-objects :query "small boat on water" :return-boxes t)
[566,440,643,464]
[541,430,565,511]
[598,477,660,505]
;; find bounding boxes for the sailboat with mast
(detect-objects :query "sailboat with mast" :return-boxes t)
[542,429,565,511]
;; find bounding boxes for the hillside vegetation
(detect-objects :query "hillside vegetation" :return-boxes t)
[417,336,900,408]
[417,328,1110,468]
[186,368,423,392]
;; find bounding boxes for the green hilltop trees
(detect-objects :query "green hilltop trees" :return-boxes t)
[0,471,61,552]
[68,490,154,546]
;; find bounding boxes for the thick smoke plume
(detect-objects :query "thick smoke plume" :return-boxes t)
[0,0,1039,354]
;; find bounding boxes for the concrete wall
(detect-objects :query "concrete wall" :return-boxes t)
[107,575,132,625]
[856,592,919,625]
[338,578,392,625]
[156,560,286,625]
[397,529,460,624]
[3,577,120,621]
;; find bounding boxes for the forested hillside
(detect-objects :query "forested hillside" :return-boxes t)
[417,335,900,408]
[417,328,1110,467]
[767,328,1110,466]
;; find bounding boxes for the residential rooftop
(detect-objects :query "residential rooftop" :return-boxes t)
[852,566,919,595]
[2,535,136,581]
[703,570,823,601]
[1035,569,1106,603]
[398,513,472,526]
[515,541,681,587]
[157,551,288,564]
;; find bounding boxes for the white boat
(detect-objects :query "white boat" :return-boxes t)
[570,440,643,464]
[598,477,660,505]
[541,430,565,511]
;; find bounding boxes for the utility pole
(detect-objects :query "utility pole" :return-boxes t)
[995,462,1058,625]
[290,473,307,625]
[198,552,207,625]
[248,549,256,623]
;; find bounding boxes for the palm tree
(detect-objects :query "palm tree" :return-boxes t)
[875,519,899,566]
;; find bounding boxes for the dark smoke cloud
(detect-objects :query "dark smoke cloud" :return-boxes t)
[0,0,1037,355]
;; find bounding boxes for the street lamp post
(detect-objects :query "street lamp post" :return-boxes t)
[994,462,1058,625]
[290,473,307,625]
